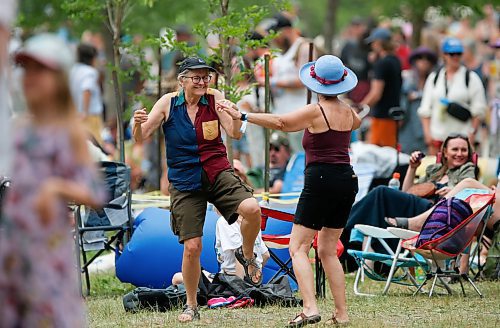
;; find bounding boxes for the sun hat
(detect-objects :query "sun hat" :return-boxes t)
[14,33,74,72]
[364,27,392,44]
[441,37,464,54]
[299,55,358,96]
[179,56,217,73]
[409,46,438,65]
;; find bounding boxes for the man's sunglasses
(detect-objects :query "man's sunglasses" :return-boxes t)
[445,52,462,57]
[269,145,280,152]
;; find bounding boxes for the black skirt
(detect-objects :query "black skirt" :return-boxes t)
[294,163,358,230]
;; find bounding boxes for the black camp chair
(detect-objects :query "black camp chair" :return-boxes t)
[74,161,133,296]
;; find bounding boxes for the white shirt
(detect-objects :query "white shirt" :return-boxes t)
[418,66,487,141]
[271,37,308,115]
[215,216,268,275]
[70,63,103,115]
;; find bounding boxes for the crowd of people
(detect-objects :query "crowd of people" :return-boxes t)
[0,2,499,327]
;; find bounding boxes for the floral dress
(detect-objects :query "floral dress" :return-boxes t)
[0,125,104,327]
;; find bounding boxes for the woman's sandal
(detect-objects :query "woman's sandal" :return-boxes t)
[235,246,263,286]
[384,217,409,229]
[178,305,200,323]
[324,316,349,326]
[286,313,321,327]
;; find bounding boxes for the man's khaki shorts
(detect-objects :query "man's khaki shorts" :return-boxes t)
[169,169,254,243]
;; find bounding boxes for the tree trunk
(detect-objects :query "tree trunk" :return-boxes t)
[323,0,340,54]
[220,0,233,167]
[107,0,126,163]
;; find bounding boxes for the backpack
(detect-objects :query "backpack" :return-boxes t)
[123,270,211,312]
[416,197,473,248]
[432,67,471,88]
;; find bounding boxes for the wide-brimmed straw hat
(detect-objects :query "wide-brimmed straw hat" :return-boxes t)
[299,55,358,96]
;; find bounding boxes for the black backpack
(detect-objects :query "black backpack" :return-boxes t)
[123,270,211,312]
[432,67,471,88]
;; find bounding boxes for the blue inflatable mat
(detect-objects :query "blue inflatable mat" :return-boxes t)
[116,208,219,289]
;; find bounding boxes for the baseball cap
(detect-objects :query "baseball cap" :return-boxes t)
[441,37,464,54]
[14,33,74,72]
[179,57,217,73]
[267,13,293,32]
[365,27,392,44]
[270,132,290,148]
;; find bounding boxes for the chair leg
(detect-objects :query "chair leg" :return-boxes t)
[382,243,403,295]
[437,276,453,295]
[353,267,376,297]
[412,278,428,296]
[462,274,484,298]
[429,273,439,297]
[458,275,466,297]
[80,233,91,297]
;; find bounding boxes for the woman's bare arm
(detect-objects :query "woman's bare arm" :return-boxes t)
[217,100,318,132]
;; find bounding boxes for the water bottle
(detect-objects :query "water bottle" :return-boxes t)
[388,172,401,190]
[415,267,426,284]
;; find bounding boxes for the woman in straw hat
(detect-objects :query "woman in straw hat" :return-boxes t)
[217,54,361,326]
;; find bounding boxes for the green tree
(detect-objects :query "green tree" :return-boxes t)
[163,0,288,164]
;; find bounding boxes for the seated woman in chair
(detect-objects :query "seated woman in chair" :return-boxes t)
[345,133,477,247]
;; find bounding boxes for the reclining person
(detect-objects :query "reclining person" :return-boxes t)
[388,177,499,274]
[216,160,269,279]
[344,133,477,249]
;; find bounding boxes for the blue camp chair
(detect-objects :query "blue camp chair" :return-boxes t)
[347,224,428,296]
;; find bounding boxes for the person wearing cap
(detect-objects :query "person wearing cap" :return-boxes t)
[268,12,318,153]
[418,37,487,155]
[360,27,402,148]
[267,132,290,194]
[0,33,105,327]
[217,55,361,326]
[399,47,438,154]
[133,56,262,323]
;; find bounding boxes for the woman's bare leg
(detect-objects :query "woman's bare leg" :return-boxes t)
[318,227,349,323]
[288,224,318,321]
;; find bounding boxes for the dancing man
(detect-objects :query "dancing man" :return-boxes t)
[133,57,262,323]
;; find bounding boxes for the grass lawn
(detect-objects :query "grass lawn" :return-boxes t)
[86,271,500,328]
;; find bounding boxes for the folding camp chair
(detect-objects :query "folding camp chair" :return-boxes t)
[261,201,344,298]
[347,224,427,296]
[74,161,133,296]
[403,192,495,298]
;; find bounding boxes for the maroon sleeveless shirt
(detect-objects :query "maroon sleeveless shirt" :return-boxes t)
[302,103,351,167]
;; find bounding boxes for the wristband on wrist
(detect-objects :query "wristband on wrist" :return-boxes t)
[239,112,248,133]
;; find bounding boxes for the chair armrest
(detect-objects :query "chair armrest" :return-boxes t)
[354,224,398,239]
[387,227,419,240]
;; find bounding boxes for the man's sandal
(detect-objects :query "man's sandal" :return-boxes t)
[324,316,349,326]
[286,313,321,327]
[235,246,263,286]
[178,305,200,323]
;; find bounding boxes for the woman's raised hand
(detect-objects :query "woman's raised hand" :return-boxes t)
[216,99,241,120]
[133,108,148,125]
[409,151,424,169]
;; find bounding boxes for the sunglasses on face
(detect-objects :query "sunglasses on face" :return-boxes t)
[445,52,462,57]
[269,145,280,152]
